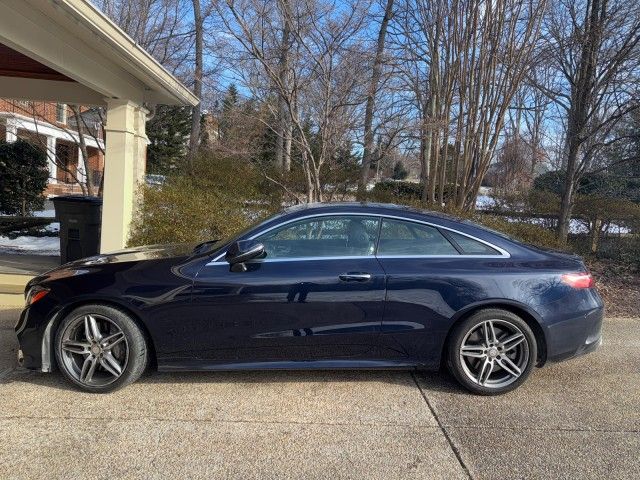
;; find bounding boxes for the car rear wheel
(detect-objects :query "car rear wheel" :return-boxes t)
[54,305,148,393]
[447,308,537,395]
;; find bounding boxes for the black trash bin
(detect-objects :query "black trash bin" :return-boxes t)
[52,196,102,264]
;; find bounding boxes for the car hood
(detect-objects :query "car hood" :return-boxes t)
[66,243,196,266]
[28,243,196,289]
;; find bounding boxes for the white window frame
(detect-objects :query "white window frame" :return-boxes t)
[56,103,67,124]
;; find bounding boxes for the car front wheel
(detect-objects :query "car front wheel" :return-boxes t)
[54,304,148,393]
[447,308,537,395]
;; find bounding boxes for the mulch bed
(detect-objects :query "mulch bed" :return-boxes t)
[588,259,640,317]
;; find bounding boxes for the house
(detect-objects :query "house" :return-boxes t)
[0,0,198,252]
[0,98,105,196]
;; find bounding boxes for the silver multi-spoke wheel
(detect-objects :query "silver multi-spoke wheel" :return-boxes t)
[59,314,129,387]
[458,319,530,389]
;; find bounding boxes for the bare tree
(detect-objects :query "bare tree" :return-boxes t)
[187,0,204,170]
[274,0,293,172]
[95,0,195,76]
[359,0,395,195]
[536,0,640,242]
[392,0,547,209]
[216,0,372,202]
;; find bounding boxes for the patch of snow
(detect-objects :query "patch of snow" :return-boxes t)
[0,236,60,255]
[32,209,55,218]
[498,217,630,235]
[44,222,60,233]
[475,195,496,210]
[569,219,588,234]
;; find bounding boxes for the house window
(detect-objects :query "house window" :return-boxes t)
[56,103,67,124]
[55,142,77,183]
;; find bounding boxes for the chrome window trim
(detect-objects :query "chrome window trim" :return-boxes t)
[207,212,510,265]
[207,255,377,265]
[376,254,508,259]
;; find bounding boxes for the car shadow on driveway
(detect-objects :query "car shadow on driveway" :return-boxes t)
[1,363,463,395]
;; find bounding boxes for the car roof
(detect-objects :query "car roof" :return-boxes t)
[283,202,463,223]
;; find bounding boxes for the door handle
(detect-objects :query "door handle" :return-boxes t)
[339,272,372,282]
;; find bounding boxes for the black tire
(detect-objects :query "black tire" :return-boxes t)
[54,304,148,393]
[447,308,537,395]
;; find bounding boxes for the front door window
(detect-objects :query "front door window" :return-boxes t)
[257,215,380,259]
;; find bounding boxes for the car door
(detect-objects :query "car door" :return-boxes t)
[187,215,386,364]
[375,217,505,367]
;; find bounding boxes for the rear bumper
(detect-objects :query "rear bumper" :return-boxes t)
[544,304,604,363]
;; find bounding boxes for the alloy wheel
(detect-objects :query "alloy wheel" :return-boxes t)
[458,319,530,389]
[59,314,129,387]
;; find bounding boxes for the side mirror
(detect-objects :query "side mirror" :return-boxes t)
[225,240,265,272]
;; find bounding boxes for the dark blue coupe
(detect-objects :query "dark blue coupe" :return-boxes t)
[16,203,604,394]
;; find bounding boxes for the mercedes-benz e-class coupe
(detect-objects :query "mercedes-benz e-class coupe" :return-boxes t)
[16,203,603,394]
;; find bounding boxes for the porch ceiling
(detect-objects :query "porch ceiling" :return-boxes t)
[0,44,74,83]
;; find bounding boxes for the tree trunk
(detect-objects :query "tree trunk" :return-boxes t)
[275,1,292,171]
[187,0,204,170]
[557,0,604,244]
[420,113,431,202]
[359,0,394,197]
[557,168,576,242]
[590,218,602,253]
[283,125,292,171]
[302,150,313,203]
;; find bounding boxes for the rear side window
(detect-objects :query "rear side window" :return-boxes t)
[378,219,459,256]
[446,231,501,255]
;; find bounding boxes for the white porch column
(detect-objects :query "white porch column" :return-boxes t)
[46,136,57,182]
[5,117,17,142]
[100,99,147,253]
[133,106,149,184]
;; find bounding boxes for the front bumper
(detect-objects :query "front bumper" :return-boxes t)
[15,301,61,372]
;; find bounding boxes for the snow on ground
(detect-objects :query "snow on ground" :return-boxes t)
[31,207,60,232]
[44,222,60,233]
[1,202,59,255]
[0,235,60,255]
[32,209,55,218]
[475,195,497,210]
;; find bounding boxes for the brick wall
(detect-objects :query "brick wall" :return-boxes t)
[0,99,63,126]
[0,99,103,140]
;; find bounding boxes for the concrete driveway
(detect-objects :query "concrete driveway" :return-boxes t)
[0,307,638,479]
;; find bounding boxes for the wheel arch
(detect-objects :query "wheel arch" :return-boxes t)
[441,301,548,368]
[41,298,157,372]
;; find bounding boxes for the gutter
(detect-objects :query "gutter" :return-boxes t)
[51,0,199,107]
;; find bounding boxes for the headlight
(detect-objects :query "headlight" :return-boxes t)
[25,285,50,307]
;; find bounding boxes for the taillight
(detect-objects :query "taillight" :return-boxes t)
[25,286,50,306]
[561,273,594,289]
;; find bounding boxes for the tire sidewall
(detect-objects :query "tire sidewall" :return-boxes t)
[54,304,147,393]
[448,309,537,395]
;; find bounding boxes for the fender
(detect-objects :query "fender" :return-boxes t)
[39,295,148,372]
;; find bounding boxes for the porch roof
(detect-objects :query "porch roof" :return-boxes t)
[0,0,198,107]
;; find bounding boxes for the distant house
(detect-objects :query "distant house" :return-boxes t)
[0,99,105,196]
